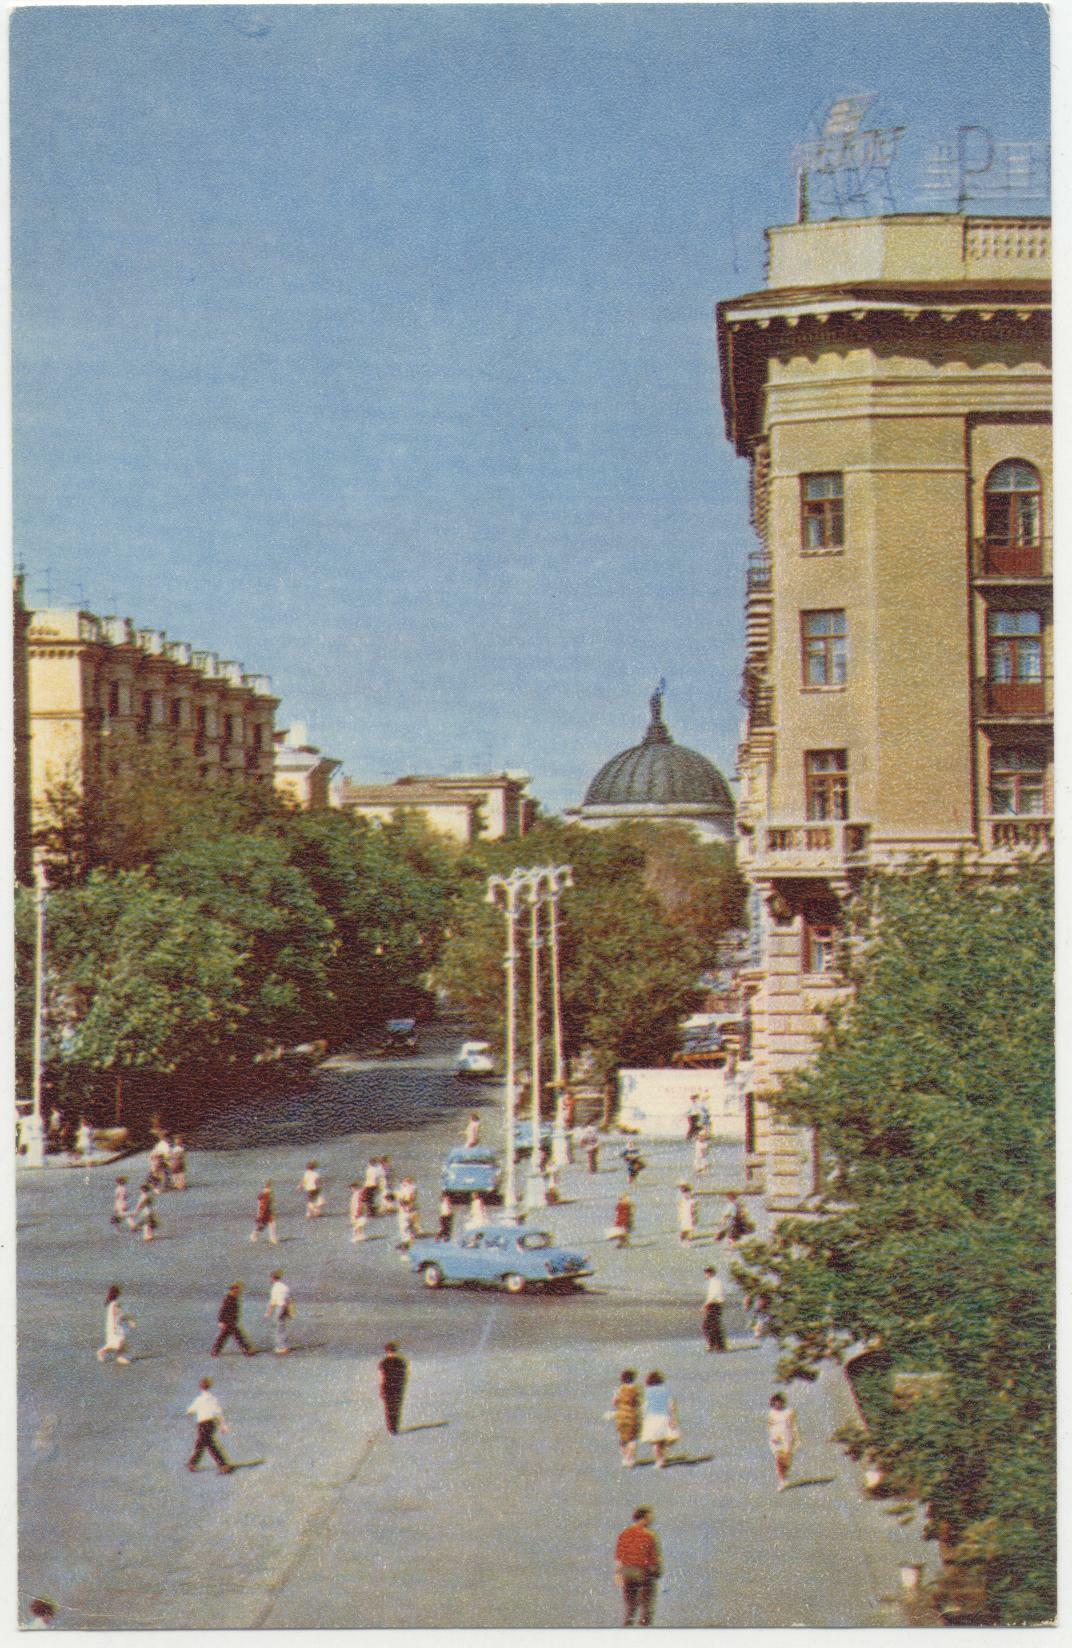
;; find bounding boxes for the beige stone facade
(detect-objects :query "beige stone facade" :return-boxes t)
[717,214,1051,1204]
[338,772,534,843]
[273,722,341,810]
[26,608,279,824]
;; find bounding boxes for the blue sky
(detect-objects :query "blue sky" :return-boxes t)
[11,4,1051,811]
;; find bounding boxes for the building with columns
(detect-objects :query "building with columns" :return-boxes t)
[717,212,1051,1205]
[273,722,341,810]
[26,607,279,823]
[338,771,534,844]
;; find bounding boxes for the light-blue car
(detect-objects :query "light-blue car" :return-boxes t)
[440,1145,502,1202]
[408,1227,593,1293]
[513,1119,555,1157]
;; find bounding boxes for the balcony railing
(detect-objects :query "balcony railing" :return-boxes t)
[985,815,1053,853]
[755,820,870,871]
[973,537,1051,579]
[746,552,772,593]
[975,676,1052,719]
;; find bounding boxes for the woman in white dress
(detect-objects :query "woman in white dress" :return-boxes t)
[639,1371,681,1469]
[97,1285,133,1365]
[464,1193,488,1231]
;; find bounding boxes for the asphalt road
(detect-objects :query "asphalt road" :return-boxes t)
[17,1020,933,1629]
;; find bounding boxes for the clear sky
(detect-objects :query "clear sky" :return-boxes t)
[11,4,1051,812]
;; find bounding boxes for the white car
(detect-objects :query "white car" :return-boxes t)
[455,1040,496,1079]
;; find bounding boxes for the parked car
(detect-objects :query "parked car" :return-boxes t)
[440,1145,502,1202]
[409,1227,593,1293]
[379,1018,419,1056]
[513,1119,555,1157]
[455,1040,496,1079]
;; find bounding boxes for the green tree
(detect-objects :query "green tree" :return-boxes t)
[436,821,712,1083]
[733,862,1054,1624]
[154,832,335,1058]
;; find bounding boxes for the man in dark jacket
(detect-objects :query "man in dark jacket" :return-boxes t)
[211,1282,255,1357]
[378,1341,409,1434]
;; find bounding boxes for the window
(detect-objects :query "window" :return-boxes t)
[989,746,1047,816]
[805,750,848,821]
[802,610,847,686]
[988,611,1042,682]
[801,473,844,550]
[985,461,1041,547]
[802,918,837,975]
[170,698,183,728]
[107,682,121,717]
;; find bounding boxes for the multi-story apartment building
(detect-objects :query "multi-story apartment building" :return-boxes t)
[26,607,279,823]
[717,213,1051,1204]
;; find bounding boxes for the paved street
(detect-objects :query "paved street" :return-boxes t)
[17,1021,934,1629]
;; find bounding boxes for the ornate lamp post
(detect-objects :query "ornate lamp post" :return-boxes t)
[544,865,574,1168]
[523,869,547,1210]
[485,868,528,1222]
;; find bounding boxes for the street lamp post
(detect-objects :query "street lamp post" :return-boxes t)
[523,870,546,1211]
[544,865,573,1168]
[23,860,48,1168]
[485,869,526,1222]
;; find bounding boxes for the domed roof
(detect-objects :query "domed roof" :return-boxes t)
[583,692,734,811]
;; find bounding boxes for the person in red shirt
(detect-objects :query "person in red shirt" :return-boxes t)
[614,1506,662,1627]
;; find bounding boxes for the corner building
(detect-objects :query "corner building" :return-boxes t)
[717,214,1051,1205]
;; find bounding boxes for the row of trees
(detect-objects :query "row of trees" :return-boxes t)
[733,862,1054,1625]
[18,742,746,1121]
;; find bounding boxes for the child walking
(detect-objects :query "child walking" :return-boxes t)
[110,1177,130,1232]
[250,1181,278,1244]
[767,1392,802,1490]
[301,1161,325,1218]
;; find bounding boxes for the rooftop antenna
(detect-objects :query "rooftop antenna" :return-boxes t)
[793,93,906,221]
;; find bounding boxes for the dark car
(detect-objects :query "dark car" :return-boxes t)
[379,1018,419,1056]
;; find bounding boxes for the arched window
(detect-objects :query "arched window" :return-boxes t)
[984,460,1042,548]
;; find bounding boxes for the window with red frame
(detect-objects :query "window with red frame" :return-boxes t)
[805,749,848,821]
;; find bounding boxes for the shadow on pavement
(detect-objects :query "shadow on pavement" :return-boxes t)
[783,1475,836,1491]
[400,1421,449,1434]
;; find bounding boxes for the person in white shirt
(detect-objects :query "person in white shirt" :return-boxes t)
[349,1181,368,1242]
[75,1118,93,1161]
[676,1183,697,1244]
[97,1284,133,1365]
[464,1193,487,1231]
[149,1134,172,1189]
[265,1270,293,1354]
[702,1266,727,1352]
[300,1161,325,1218]
[110,1177,130,1231]
[186,1377,233,1474]
[464,1112,481,1149]
[767,1392,802,1490]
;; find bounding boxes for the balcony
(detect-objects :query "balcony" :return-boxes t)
[973,537,1051,580]
[985,815,1053,853]
[754,820,870,874]
[745,551,772,593]
[975,676,1052,721]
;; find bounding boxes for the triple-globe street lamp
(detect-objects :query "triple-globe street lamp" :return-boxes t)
[486,862,573,1218]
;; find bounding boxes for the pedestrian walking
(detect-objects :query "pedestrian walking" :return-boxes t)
[767,1392,801,1490]
[169,1136,188,1191]
[640,1371,680,1469]
[349,1181,368,1243]
[75,1117,93,1162]
[250,1180,278,1244]
[47,1107,63,1146]
[463,1193,487,1231]
[185,1377,234,1474]
[436,1191,454,1242]
[378,1341,409,1435]
[301,1161,325,1218]
[396,1201,418,1251]
[685,1095,704,1140]
[546,1160,561,1203]
[609,1368,642,1468]
[620,1142,645,1184]
[693,1133,710,1176]
[716,1192,754,1248]
[211,1282,255,1358]
[265,1270,293,1354]
[676,1182,697,1244]
[579,1124,600,1174]
[96,1284,134,1365]
[129,1181,159,1242]
[377,1157,396,1212]
[701,1265,727,1352]
[606,1191,634,1248]
[149,1133,172,1190]
[614,1506,662,1628]
[464,1111,481,1148]
[110,1176,130,1231]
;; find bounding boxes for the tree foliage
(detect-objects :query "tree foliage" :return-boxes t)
[435,821,739,1082]
[733,862,1054,1624]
